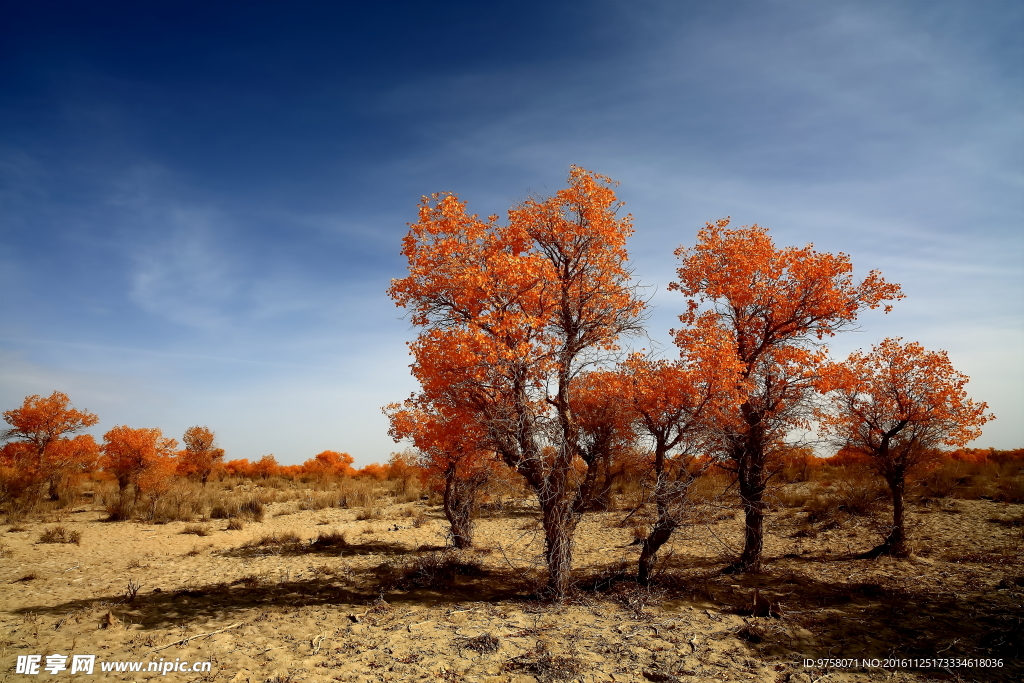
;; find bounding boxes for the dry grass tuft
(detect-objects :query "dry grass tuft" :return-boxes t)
[355,506,383,521]
[239,530,304,552]
[37,525,81,545]
[412,509,428,528]
[310,528,349,550]
[225,517,244,531]
[180,524,211,536]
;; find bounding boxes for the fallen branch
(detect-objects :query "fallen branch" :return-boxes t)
[148,622,242,653]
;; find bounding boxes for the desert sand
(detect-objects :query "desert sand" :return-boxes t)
[1,494,1021,682]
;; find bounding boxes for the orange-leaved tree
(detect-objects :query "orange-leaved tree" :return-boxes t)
[569,369,638,512]
[177,425,225,485]
[671,220,904,572]
[302,450,355,480]
[386,399,493,548]
[1,391,100,502]
[818,338,994,557]
[616,327,744,583]
[101,426,178,516]
[387,167,646,597]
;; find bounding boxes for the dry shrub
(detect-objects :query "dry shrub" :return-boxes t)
[0,541,11,558]
[800,477,885,530]
[772,486,812,509]
[996,476,1024,504]
[239,495,265,521]
[208,492,266,521]
[503,642,583,682]
[298,491,339,511]
[689,472,732,503]
[356,506,382,521]
[38,525,81,545]
[241,530,303,551]
[145,482,207,523]
[736,620,771,644]
[310,528,349,550]
[912,458,1024,502]
[412,510,428,528]
[231,574,265,587]
[338,478,381,509]
[225,517,244,531]
[180,524,210,537]
[377,550,486,591]
[459,633,500,654]
[917,460,972,498]
[14,571,40,582]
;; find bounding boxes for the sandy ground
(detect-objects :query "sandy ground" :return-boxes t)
[1,494,1021,683]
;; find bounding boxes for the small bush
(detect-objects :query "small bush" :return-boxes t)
[459,633,500,654]
[356,507,382,521]
[310,528,349,550]
[38,526,81,545]
[240,531,304,551]
[504,643,582,682]
[298,492,339,511]
[996,477,1024,504]
[180,524,211,537]
[240,496,265,521]
[14,571,40,582]
[209,503,234,519]
[378,550,486,591]
[226,518,244,531]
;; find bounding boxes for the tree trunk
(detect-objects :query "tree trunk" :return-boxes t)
[638,516,676,585]
[540,493,579,599]
[443,462,483,550]
[637,442,682,584]
[887,474,909,555]
[737,491,766,572]
[733,438,767,573]
[861,472,911,558]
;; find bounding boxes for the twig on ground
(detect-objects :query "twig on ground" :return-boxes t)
[147,622,242,653]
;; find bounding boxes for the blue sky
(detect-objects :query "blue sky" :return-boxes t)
[1,0,1021,465]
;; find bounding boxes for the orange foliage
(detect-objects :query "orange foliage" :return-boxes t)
[387,167,646,594]
[302,450,355,479]
[386,400,491,487]
[177,426,225,484]
[101,426,178,495]
[670,220,903,571]
[817,338,994,556]
[1,392,100,500]
[253,454,280,479]
[819,338,995,476]
[356,463,388,480]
